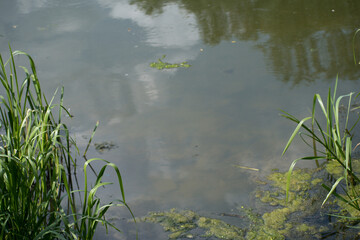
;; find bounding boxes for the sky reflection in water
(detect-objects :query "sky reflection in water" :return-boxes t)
[1,0,360,238]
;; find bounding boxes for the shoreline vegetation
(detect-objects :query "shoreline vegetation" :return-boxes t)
[281,78,360,217]
[0,47,135,239]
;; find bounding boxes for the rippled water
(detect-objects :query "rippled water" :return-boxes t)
[1,0,360,239]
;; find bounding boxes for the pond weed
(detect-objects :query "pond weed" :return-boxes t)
[141,168,332,239]
[141,208,245,239]
[149,55,191,70]
[253,168,329,239]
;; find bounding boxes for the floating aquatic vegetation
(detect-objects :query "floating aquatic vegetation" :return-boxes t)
[141,208,244,239]
[141,169,328,239]
[326,159,360,218]
[253,168,328,239]
[326,159,360,179]
[197,217,244,239]
[141,168,326,239]
[149,55,191,70]
[141,166,360,239]
[141,209,198,239]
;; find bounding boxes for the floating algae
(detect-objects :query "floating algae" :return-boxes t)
[295,223,322,235]
[141,209,198,239]
[150,55,191,70]
[141,208,244,239]
[241,207,284,240]
[324,159,360,218]
[141,166,360,239]
[325,159,360,178]
[251,168,329,239]
[197,217,244,240]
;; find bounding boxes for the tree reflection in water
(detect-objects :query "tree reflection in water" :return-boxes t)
[130,0,360,84]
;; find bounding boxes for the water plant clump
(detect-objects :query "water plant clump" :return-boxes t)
[141,209,198,238]
[325,159,360,218]
[252,167,334,239]
[281,78,360,216]
[197,217,244,239]
[141,164,360,239]
[279,76,360,237]
[150,55,191,70]
[0,47,134,239]
[140,169,327,239]
[141,208,245,239]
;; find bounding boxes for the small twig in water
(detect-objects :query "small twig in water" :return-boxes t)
[233,165,259,172]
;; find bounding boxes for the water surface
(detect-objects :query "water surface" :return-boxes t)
[1,0,360,239]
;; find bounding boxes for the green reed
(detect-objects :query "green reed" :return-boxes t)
[0,46,134,239]
[281,77,360,212]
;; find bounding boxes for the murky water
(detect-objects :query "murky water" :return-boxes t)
[1,0,360,239]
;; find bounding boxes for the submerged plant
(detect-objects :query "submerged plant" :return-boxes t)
[0,46,134,239]
[281,77,360,216]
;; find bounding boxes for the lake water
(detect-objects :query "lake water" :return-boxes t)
[1,0,360,239]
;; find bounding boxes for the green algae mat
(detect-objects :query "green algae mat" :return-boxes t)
[150,55,191,70]
[139,165,360,239]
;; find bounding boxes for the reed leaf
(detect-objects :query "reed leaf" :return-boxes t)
[322,177,344,207]
[281,115,312,156]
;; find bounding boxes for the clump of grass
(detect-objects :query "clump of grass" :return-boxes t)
[0,46,134,239]
[281,77,360,214]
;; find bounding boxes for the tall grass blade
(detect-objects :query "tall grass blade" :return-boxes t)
[285,156,324,202]
[281,116,312,156]
[84,121,99,157]
[322,183,358,209]
[353,29,360,65]
[322,177,344,207]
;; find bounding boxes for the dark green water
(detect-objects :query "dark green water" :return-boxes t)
[1,0,360,239]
